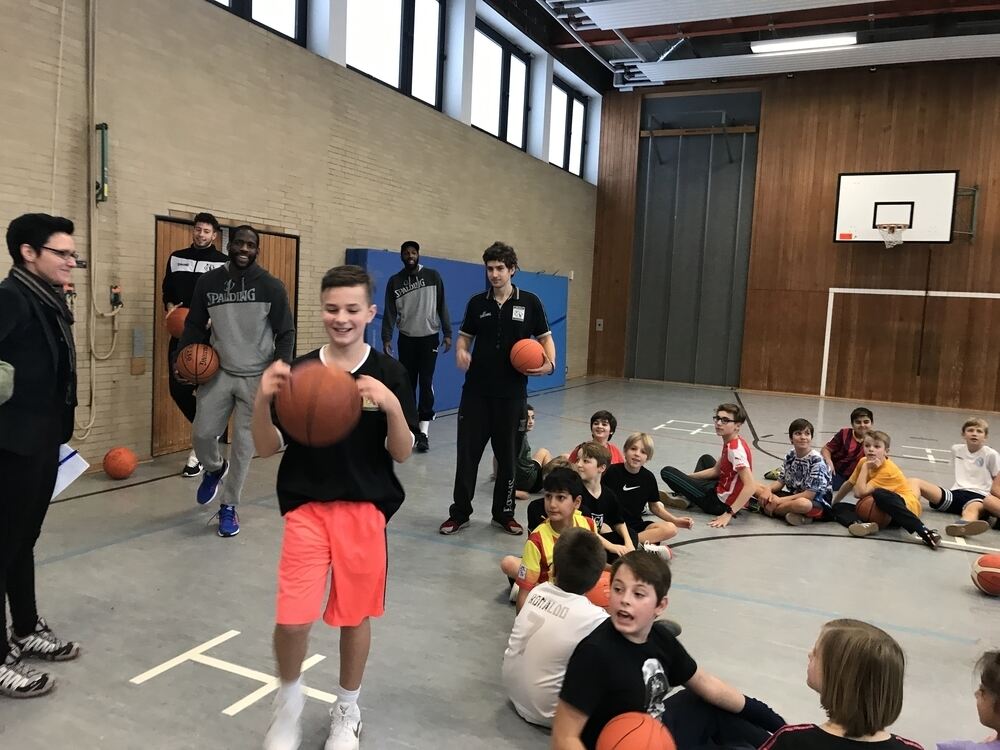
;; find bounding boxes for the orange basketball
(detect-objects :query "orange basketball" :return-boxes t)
[103,446,138,480]
[274,360,362,447]
[165,306,189,339]
[510,338,545,375]
[585,570,612,610]
[971,553,1000,596]
[855,495,891,529]
[597,712,676,750]
[176,343,220,384]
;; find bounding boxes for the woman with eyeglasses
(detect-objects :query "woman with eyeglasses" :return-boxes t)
[0,213,82,698]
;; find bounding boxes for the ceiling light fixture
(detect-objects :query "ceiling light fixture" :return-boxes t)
[751,32,857,55]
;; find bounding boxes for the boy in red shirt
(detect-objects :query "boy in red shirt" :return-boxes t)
[821,407,873,490]
[659,403,757,528]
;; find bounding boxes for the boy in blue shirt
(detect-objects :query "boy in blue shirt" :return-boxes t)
[757,418,833,526]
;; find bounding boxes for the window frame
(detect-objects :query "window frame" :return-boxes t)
[212,0,309,46]
[551,76,588,175]
[345,0,447,110]
[472,19,530,151]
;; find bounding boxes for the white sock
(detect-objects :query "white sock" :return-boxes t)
[335,684,360,707]
[419,420,430,435]
[278,677,303,702]
[187,449,198,464]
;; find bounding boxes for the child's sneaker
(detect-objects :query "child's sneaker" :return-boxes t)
[763,467,784,481]
[848,522,879,538]
[197,459,228,505]
[264,685,305,750]
[746,498,762,513]
[439,517,470,535]
[13,618,80,661]
[181,450,203,478]
[916,526,942,550]
[325,701,362,750]
[215,504,240,537]
[785,513,813,527]
[0,645,54,698]
[945,519,989,538]
[660,493,690,510]
[641,542,673,561]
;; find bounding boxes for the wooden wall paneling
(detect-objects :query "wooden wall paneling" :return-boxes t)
[917,297,1000,412]
[739,61,1000,410]
[152,219,200,456]
[825,293,925,405]
[587,90,641,377]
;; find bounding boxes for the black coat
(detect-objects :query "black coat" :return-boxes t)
[0,275,77,454]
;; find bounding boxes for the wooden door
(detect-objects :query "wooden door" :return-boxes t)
[152,218,299,456]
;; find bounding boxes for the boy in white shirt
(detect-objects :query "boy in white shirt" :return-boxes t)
[502,527,608,727]
[911,417,1000,537]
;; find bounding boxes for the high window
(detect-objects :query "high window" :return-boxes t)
[549,77,587,175]
[470,20,530,148]
[346,0,445,108]
[209,0,307,45]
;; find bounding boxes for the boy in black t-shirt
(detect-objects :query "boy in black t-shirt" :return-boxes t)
[251,266,418,750]
[552,551,784,750]
[602,433,692,547]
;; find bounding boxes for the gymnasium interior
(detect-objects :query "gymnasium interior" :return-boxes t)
[2,1,1000,748]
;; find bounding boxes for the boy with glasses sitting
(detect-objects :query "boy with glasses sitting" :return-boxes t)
[659,403,758,528]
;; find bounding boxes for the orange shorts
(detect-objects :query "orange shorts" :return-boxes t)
[276,501,387,627]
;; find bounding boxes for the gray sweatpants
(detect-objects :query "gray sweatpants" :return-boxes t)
[193,370,260,507]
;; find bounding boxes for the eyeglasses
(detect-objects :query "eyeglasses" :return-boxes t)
[712,416,736,424]
[40,246,80,261]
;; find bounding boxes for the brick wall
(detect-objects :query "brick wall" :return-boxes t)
[1,0,597,465]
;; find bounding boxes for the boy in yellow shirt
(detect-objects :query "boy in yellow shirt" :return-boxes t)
[832,430,942,550]
[500,467,598,612]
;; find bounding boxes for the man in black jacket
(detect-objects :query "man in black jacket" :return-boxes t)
[381,241,451,452]
[162,212,227,478]
[0,213,81,698]
[177,225,295,538]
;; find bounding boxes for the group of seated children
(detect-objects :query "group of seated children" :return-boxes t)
[502,530,1000,750]
[658,402,999,550]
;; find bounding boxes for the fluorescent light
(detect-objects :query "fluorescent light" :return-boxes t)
[751,33,857,55]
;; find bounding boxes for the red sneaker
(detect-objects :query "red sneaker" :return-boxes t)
[491,518,524,536]
[439,517,470,535]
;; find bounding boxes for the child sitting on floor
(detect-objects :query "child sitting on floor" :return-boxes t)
[821,406,873,490]
[831,430,942,550]
[937,651,1000,750]
[911,417,1000,538]
[502,527,608,728]
[761,618,924,750]
[568,410,624,465]
[500,468,599,612]
[757,418,833,527]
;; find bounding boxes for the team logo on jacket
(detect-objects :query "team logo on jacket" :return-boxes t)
[512,306,525,321]
[207,278,256,305]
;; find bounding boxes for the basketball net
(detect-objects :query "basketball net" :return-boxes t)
[876,223,906,248]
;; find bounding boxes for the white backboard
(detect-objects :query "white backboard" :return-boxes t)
[834,171,958,243]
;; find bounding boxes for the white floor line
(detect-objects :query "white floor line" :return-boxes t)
[129,629,241,684]
[222,654,327,716]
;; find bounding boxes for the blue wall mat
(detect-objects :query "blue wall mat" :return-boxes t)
[346,248,568,413]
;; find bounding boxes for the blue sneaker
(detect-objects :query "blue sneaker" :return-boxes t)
[197,459,228,505]
[216,504,240,537]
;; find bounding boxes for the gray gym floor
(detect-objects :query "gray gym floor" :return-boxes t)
[2,379,997,749]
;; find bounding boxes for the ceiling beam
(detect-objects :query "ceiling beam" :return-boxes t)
[551,1,1000,48]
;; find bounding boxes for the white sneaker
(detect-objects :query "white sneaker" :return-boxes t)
[264,686,304,750]
[325,701,362,750]
[641,542,673,561]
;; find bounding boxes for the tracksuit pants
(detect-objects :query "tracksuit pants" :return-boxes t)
[397,333,439,423]
[0,439,59,661]
[450,390,525,523]
[168,338,197,423]
[193,370,260,507]
[660,454,730,515]
[832,488,924,533]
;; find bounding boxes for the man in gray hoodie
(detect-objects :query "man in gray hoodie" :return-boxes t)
[381,240,451,453]
[177,225,294,537]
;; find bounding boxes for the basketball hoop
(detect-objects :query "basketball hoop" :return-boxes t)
[876,223,907,248]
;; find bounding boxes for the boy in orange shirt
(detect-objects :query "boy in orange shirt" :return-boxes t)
[832,430,942,550]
